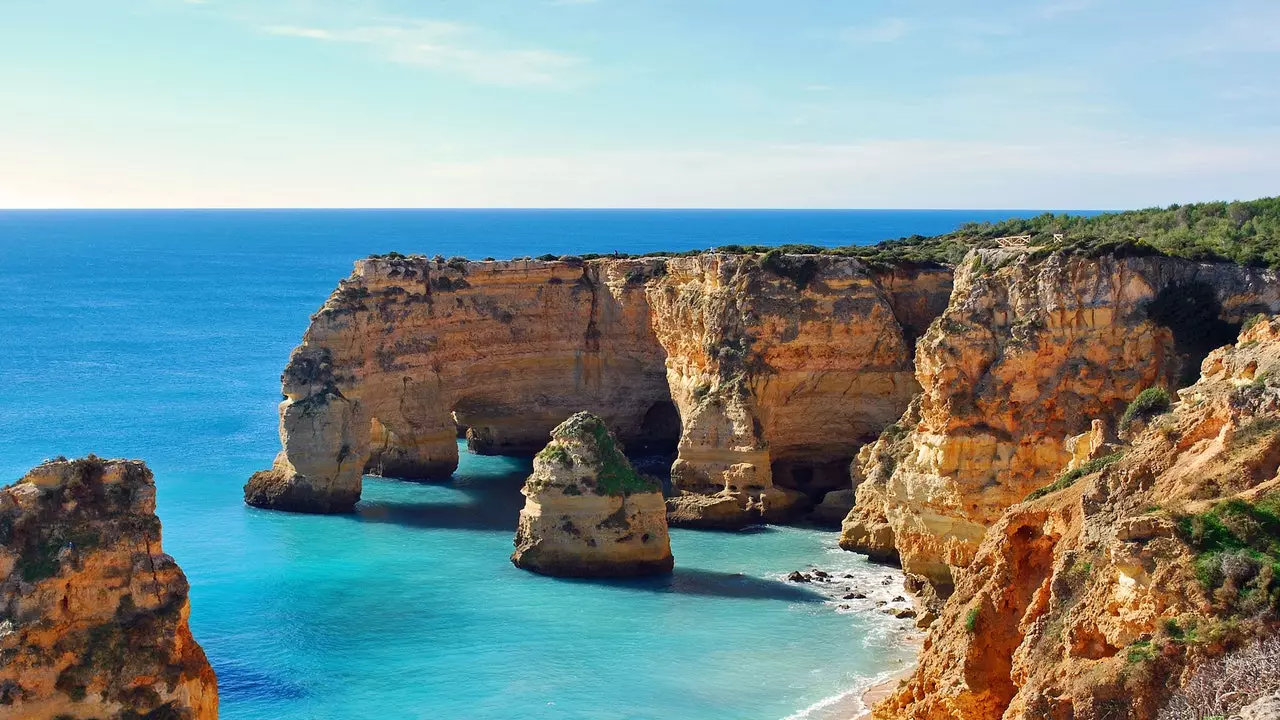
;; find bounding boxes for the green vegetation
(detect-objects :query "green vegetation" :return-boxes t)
[1126,639,1157,664]
[1120,388,1173,430]
[1179,492,1280,613]
[1026,452,1126,501]
[551,414,660,497]
[1242,313,1268,333]
[366,197,1280,270]
[536,444,573,468]
[964,607,980,633]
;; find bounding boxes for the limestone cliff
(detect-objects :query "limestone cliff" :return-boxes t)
[512,412,673,576]
[0,457,217,720]
[875,316,1280,720]
[843,250,1280,589]
[651,254,943,527]
[246,253,952,522]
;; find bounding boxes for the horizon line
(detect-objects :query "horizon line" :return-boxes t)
[0,206,1113,213]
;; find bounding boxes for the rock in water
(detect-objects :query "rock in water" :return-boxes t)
[512,413,674,577]
[0,457,218,719]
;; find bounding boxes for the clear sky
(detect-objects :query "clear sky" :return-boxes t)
[2,0,1278,209]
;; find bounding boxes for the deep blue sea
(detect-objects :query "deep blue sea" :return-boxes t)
[0,210,1052,720]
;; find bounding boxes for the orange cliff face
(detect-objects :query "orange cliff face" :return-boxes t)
[877,316,1280,720]
[842,250,1280,590]
[244,253,953,527]
[0,457,217,720]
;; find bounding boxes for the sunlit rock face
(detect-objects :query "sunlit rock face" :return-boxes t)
[876,316,1280,720]
[842,249,1280,590]
[0,457,218,720]
[512,412,673,577]
[245,253,953,524]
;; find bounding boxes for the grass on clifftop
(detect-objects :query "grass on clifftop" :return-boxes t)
[368,196,1280,270]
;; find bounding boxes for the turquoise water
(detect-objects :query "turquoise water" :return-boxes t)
[0,210,1046,719]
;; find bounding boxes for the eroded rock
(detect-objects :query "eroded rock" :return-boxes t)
[512,412,673,577]
[0,457,217,719]
[844,251,1280,589]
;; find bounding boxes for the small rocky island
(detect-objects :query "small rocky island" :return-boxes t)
[512,412,674,577]
[0,457,217,719]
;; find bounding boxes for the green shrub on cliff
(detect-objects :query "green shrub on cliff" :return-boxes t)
[1026,452,1125,501]
[1179,492,1280,612]
[1120,388,1173,430]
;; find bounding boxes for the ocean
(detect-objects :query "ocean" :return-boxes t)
[0,209,1051,720]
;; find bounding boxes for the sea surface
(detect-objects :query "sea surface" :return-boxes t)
[0,209,1055,720]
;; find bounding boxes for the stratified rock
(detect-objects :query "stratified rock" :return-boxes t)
[1240,693,1280,720]
[875,316,1280,720]
[0,457,217,719]
[246,253,952,519]
[845,250,1280,590]
[650,254,949,527]
[512,413,673,577]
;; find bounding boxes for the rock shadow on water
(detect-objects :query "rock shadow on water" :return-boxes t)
[214,660,309,703]
[564,567,825,603]
[351,450,676,532]
[351,471,529,532]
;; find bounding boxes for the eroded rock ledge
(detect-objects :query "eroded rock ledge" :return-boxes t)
[0,457,218,719]
[877,316,1280,719]
[512,412,673,577]
[843,250,1280,590]
[245,253,952,526]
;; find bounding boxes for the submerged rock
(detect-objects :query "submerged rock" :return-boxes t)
[0,456,217,719]
[512,413,674,577]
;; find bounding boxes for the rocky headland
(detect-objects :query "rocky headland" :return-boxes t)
[841,250,1280,592]
[875,314,1280,719]
[0,457,217,720]
[512,411,673,577]
[244,198,1280,717]
[244,252,952,528]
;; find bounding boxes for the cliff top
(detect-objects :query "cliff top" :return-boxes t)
[365,195,1280,271]
[533,412,660,497]
[2,455,159,584]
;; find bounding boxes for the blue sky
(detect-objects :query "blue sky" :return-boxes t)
[2,0,1278,208]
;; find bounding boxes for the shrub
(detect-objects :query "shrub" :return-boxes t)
[1120,388,1172,430]
[1160,637,1280,719]
[1026,452,1125,501]
[1179,492,1280,611]
[964,607,980,633]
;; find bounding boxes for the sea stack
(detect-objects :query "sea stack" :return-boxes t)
[512,412,674,577]
[0,457,218,719]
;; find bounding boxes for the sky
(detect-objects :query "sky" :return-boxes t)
[1,0,1278,209]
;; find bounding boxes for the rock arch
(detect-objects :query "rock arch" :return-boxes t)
[245,253,953,521]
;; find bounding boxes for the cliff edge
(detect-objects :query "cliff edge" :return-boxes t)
[0,457,217,720]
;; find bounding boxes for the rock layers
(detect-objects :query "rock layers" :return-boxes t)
[246,253,953,525]
[512,412,673,576]
[843,250,1280,589]
[876,315,1280,719]
[0,457,217,720]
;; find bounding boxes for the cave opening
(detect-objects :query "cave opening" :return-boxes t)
[1145,282,1242,387]
[634,400,682,455]
[771,458,852,503]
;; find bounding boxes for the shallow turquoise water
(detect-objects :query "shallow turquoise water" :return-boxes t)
[0,210,1031,719]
